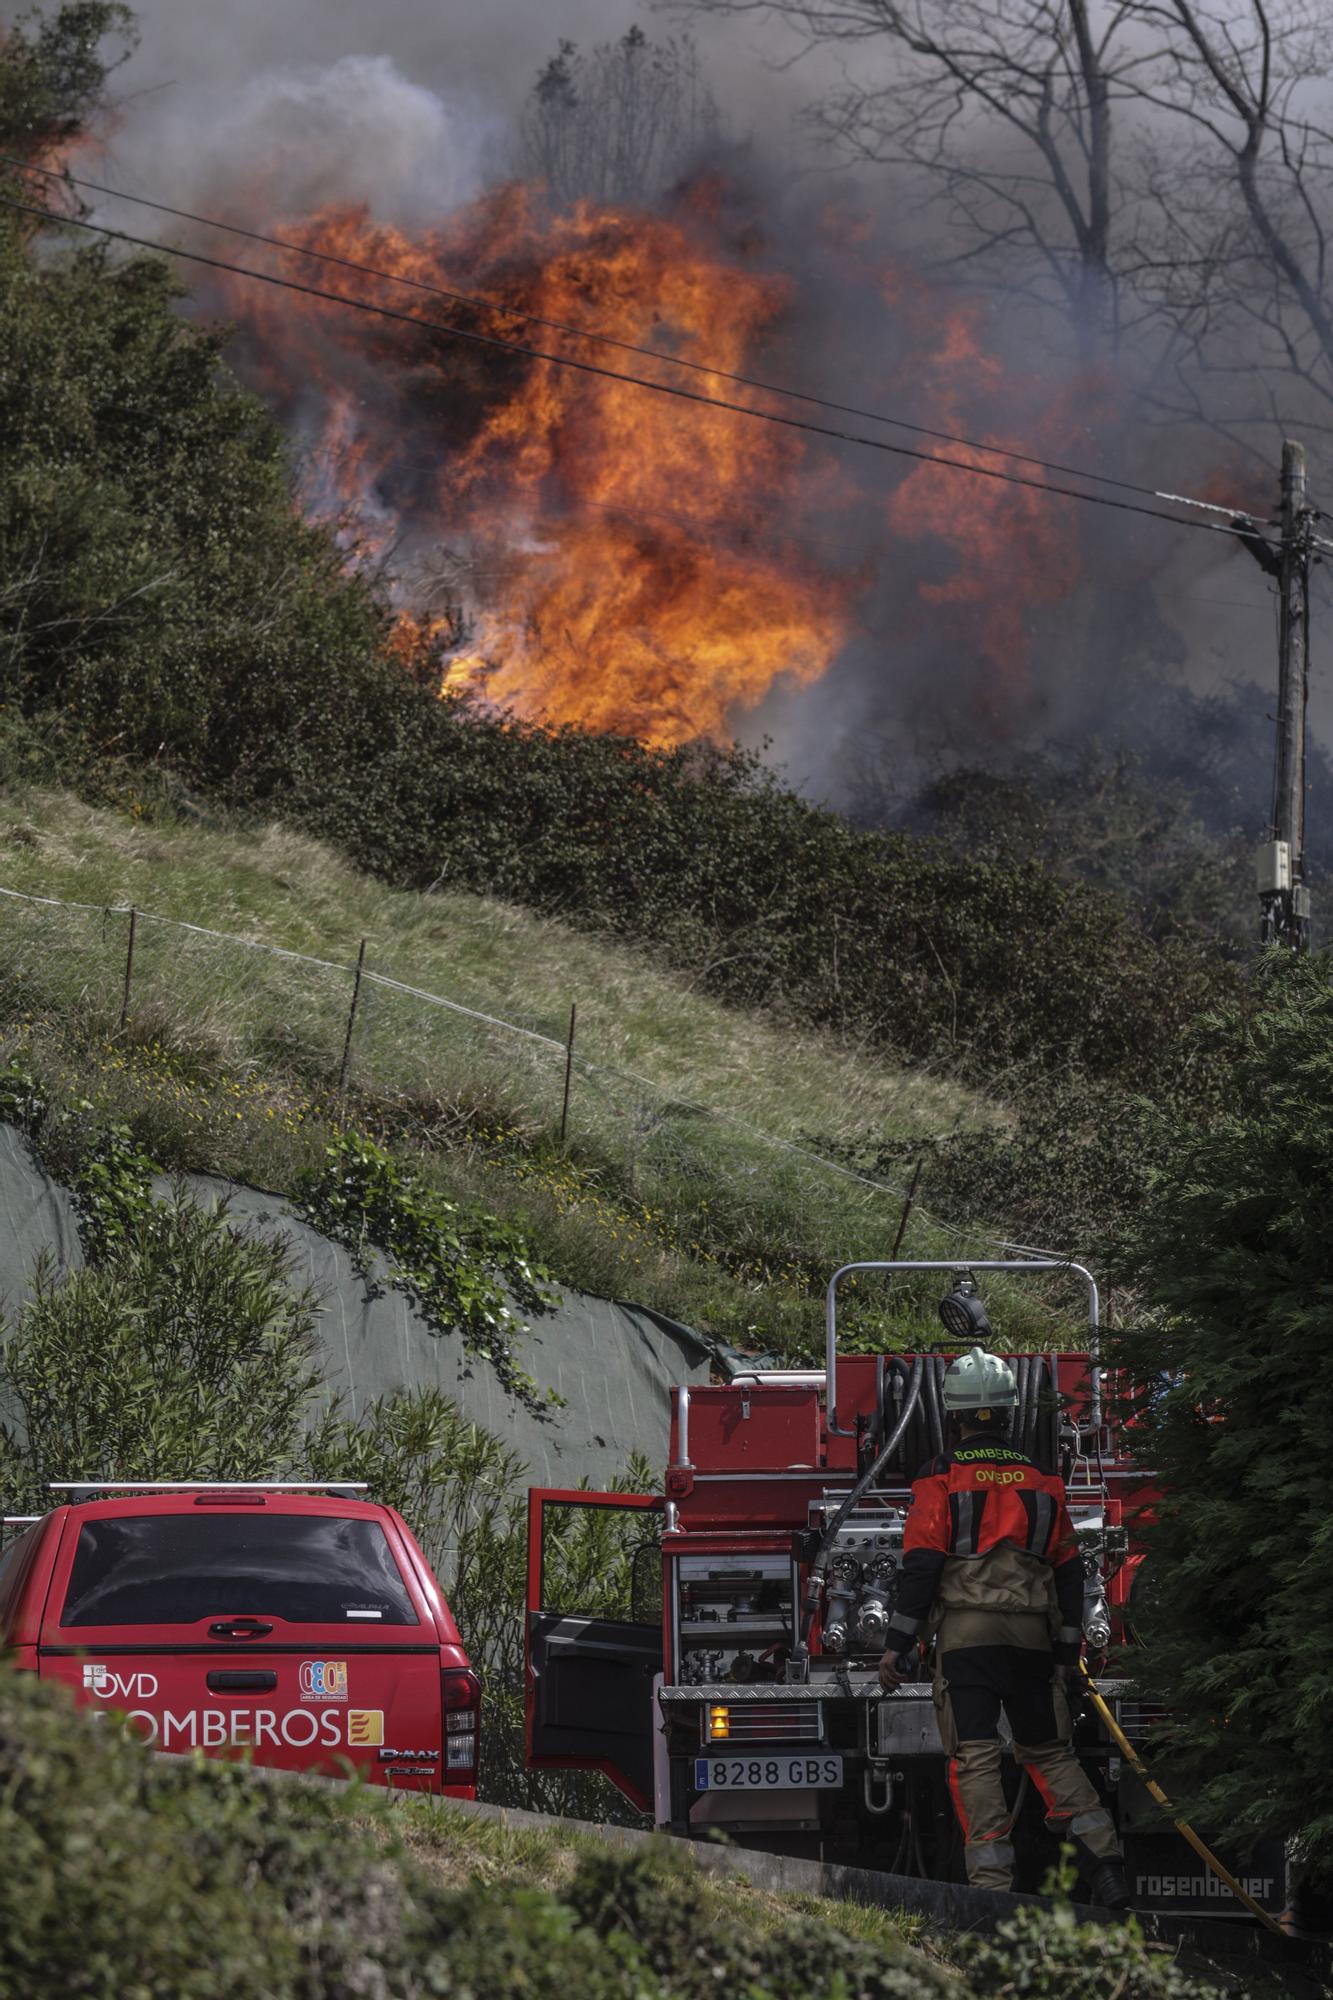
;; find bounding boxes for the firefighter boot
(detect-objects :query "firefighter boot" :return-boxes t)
[1087,1858,1130,1911]
[1037,1805,1128,1908]
[1065,1808,1128,1909]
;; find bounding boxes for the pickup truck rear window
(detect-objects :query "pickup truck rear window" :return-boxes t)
[59,1514,420,1627]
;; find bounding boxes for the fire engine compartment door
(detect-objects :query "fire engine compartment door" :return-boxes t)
[526,1488,663,1813]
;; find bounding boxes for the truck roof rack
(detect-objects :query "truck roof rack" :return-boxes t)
[3,1515,42,1525]
[48,1480,370,1500]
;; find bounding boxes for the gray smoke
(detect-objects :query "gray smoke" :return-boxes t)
[43,0,1327,825]
[92,0,817,201]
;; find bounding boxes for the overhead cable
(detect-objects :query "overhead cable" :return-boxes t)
[4,153,1273,526]
[0,191,1281,548]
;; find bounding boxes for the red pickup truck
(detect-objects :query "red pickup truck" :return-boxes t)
[0,1481,480,1795]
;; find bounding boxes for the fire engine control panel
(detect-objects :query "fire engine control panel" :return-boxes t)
[814,1504,906,1658]
[675,1554,792,1685]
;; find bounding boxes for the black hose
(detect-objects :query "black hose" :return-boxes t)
[1014,1354,1029,1452]
[897,1360,925,1476]
[792,1355,925,1663]
[1026,1358,1044,1462]
[922,1350,944,1459]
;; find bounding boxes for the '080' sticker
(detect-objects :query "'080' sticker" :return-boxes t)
[299,1660,349,1701]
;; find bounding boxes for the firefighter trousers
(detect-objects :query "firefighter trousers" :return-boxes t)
[934,1642,1121,1892]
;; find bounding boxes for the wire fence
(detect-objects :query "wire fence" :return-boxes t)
[0,883,1056,1285]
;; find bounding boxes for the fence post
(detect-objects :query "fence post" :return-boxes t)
[337,938,368,1094]
[890,1157,924,1260]
[119,906,137,1030]
[559,1001,577,1143]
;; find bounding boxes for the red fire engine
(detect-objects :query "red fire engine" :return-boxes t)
[526,1258,1285,1920]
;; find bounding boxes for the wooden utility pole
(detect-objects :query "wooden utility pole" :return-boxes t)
[1241,439,1314,949]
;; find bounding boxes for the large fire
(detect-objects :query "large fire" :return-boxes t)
[208,179,1089,745]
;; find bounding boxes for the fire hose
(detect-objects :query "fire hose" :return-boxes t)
[1078,1661,1285,1938]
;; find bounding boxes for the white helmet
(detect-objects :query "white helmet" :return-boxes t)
[941,1346,1017,1413]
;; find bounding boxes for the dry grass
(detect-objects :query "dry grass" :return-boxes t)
[0,788,990,1153]
[0,788,1084,1354]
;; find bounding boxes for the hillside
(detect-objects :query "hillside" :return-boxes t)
[0,782,1088,1358]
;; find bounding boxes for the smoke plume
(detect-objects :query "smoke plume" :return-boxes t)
[62,0,1321,821]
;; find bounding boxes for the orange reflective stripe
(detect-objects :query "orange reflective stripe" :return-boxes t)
[1022,1761,1059,1813]
[947,1758,971,1839]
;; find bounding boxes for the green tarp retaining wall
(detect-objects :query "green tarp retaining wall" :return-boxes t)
[0,1124,717,1486]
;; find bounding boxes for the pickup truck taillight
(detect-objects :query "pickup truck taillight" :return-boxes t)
[442,1667,481,1781]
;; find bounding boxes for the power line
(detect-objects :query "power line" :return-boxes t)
[7,163,1276,538]
[0,190,1281,551]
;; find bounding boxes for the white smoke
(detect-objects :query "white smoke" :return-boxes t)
[94,52,502,228]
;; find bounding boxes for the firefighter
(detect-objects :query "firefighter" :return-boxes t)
[877,1346,1128,1907]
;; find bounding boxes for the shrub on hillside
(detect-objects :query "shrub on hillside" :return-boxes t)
[0,1198,325,1510]
[292,717,1236,1097]
[0,179,402,804]
[829,1076,1159,1263]
[1112,949,1333,1873]
[296,1131,558,1410]
[0,1670,1231,2000]
[865,747,1257,953]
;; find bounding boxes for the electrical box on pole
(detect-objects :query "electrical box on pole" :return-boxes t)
[1238,439,1314,949]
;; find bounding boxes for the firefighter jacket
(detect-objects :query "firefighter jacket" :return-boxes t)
[883,1437,1085,1663]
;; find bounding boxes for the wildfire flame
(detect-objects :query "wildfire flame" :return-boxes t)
[216,186,850,746]
[207,178,1094,745]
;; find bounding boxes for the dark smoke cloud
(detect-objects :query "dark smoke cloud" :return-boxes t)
[14,0,1323,831]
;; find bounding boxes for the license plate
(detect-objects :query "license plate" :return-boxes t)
[694,1753,843,1792]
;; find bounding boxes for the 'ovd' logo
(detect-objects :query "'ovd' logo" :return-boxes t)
[299,1660,349,1702]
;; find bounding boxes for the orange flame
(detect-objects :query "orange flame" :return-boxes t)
[206,182,1099,745]
[215,187,850,746]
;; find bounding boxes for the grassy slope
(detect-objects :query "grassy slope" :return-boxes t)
[0,787,980,1145]
[0,787,1076,1355]
[382,1800,1263,2000]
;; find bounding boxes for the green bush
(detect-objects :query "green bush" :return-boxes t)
[288,718,1235,1101]
[957,1898,1233,2000]
[566,1843,951,1999]
[1112,949,1333,1872]
[831,1076,1160,1264]
[296,1130,559,1410]
[0,1670,1234,2000]
[0,1,134,160]
[0,1197,325,1510]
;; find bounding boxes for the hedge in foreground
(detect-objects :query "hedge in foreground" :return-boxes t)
[0,1670,1232,2000]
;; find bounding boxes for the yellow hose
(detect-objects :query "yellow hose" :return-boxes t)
[1078,1661,1285,1938]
